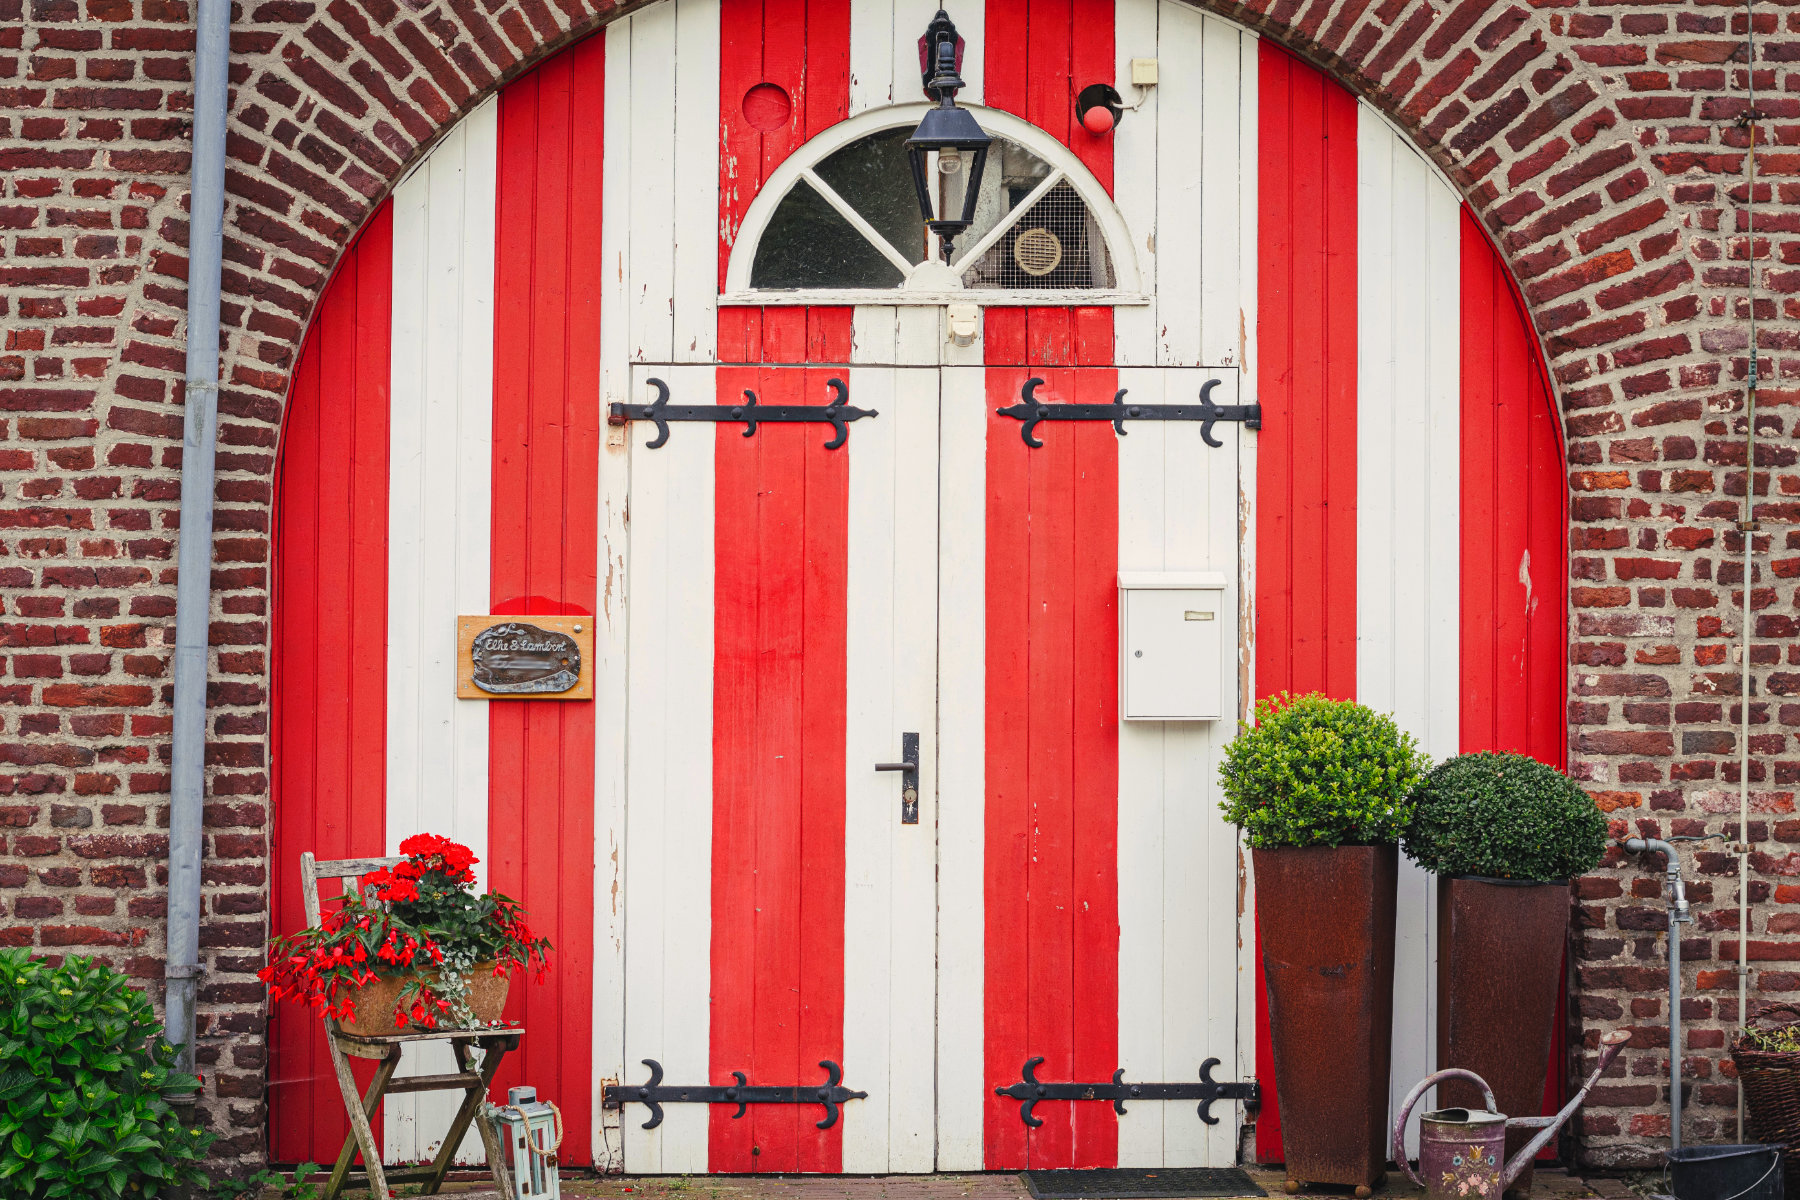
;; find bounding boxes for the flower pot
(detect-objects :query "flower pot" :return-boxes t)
[1255,844,1398,1191]
[1435,876,1570,1195]
[335,962,511,1036]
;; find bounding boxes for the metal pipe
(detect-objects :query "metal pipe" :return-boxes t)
[1737,0,1760,1139]
[165,0,231,1077]
[1623,837,1690,1149]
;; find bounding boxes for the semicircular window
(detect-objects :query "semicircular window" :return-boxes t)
[749,129,1116,292]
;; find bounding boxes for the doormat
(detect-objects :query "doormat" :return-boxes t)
[1022,1168,1267,1199]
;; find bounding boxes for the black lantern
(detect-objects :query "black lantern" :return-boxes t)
[905,10,991,263]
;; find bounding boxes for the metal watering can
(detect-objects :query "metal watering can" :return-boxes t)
[1393,1029,1630,1200]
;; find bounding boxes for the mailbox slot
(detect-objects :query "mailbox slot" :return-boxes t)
[1118,571,1228,721]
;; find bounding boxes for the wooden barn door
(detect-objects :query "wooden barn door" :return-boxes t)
[620,362,940,1175]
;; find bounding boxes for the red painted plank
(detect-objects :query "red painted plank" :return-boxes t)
[1068,370,1120,1169]
[1069,0,1114,191]
[710,364,850,1173]
[803,0,850,139]
[984,0,1030,118]
[1026,0,1073,143]
[269,203,393,1164]
[985,308,1029,366]
[983,365,1034,1170]
[762,307,808,363]
[806,306,853,362]
[1458,208,1571,1131]
[719,0,764,288]
[488,41,604,1167]
[1026,307,1075,367]
[1252,43,1360,1164]
[719,306,760,364]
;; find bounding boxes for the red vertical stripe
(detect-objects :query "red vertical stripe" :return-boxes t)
[488,40,604,1167]
[1253,43,1360,1164]
[718,0,851,286]
[1457,207,1571,1128]
[710,343,851,1173]
[269,204,393,1163]
[983,315,1119,1169]
[983,0,1114,192]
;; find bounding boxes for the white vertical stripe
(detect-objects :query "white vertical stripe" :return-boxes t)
[594,21,635,1170]
[935,365,988,1170]
[1116,369,1243,1168]
[1198,17,1244,367]
[627,4,678,364]
[850,0,897,114]
[622,364,716,1173]
[1153,2,1203,365]
[842,367,940,1173]
[853,306,900,363]
[1355,102,1462,1156]
[1232,27,1261,1098]
[1113,0,1159,366]
[673,0,721,362]
[383,96,498,1166]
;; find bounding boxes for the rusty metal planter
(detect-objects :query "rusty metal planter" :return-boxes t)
[1436,876,1571,1195]
[1255,844,1398,1192]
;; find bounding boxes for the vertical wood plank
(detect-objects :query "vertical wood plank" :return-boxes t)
[1112,0,1158,365]
[628,1,678,364]
[675,0,723,362]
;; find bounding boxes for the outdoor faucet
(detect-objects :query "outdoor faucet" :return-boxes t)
[1617,836,1701,1149]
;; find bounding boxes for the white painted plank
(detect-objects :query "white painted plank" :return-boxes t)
[1115,367,1168,1168]
[843,366,901,1174]
[850,0,896,114]
[383,99,497,1166]
[594,28,635,1168]
[854,306,899,364]
[887,366,940,1172]
[896,305,940,365]
[935,365,988,1170]
[1356,104,1462,1156]
[1233,27,1262,1100]
[627,5,678,364]
[1199,16,1243,367]
[1114,0,1159,365]
[623,365,716,1172]
[673,0,720,362]
[1155,0,1206,366]
[888,0,982,107]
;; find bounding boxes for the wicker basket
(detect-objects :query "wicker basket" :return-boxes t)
[1732,1001,1800,1200]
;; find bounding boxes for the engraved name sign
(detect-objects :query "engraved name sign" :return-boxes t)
[456,615,593,700]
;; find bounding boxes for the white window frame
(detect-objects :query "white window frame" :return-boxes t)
[720,103,1146,306]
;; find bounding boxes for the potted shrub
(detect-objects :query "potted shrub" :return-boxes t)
[260,834,551,1033]
[1402,751,1607,1195]
[0,949,214,1198]
[1219,692,1429,1195]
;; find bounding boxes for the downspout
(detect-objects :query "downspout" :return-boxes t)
[1736,0,1760,1141]
[165,0,231,1077]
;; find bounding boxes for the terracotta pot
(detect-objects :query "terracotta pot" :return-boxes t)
[1436,875,1571,1195]
[335,962,510,1036]
[1255,844,1398,1191]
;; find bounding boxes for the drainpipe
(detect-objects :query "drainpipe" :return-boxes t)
[1622,837,1692,1150]
[165,0,231,1078]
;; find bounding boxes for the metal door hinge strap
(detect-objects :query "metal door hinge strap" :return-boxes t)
[610,377,876,450]
[603,1059,867,1130]
[995,1057,1259,1127]
[996,378,1260,449]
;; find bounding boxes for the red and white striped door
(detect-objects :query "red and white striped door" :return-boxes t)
[617,355,1242,1172]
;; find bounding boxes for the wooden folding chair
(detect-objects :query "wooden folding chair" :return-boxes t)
[300,852,521,1200]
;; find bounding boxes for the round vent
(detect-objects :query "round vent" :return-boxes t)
[1013,227,1063,277]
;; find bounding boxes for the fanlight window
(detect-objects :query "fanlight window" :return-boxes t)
[732,107,1135,300]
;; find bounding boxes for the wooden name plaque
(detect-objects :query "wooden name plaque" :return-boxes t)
[456,615,594,700]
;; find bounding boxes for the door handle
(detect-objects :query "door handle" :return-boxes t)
[874,732,920,824]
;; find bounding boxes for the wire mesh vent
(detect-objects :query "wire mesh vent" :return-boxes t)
[970,180,1112,290]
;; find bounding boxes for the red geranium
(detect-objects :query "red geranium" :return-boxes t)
[260,834,551,1030]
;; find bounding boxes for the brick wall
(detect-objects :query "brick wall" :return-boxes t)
[0,0,1791,1175]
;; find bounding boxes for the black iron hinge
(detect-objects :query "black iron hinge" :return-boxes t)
[995,1057,1260,1127]
[995,377,1259,449]
[603,1058,868,1130]
[610,377,877,450]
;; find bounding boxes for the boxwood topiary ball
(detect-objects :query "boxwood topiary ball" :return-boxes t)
[1217,691,1430,849]
[1402,750,1608,881]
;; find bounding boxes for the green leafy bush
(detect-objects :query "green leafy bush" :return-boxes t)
[1401,751,1608,881]
[1218,692,1430,848]
[0,949,213,1198]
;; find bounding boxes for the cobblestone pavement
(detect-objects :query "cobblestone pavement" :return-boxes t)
[267,1164,1617,1200]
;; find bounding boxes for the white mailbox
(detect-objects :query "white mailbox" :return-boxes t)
[1118,570,1228,721]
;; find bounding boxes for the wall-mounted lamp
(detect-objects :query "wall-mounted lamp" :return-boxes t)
[905,10,992,263]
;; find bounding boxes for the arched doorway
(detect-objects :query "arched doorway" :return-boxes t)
[268,0,1566,1174]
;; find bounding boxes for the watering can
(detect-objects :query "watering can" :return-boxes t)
[1393,1029,1630,1200]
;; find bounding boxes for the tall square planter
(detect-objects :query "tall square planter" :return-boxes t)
[1256,844,1398,1192]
